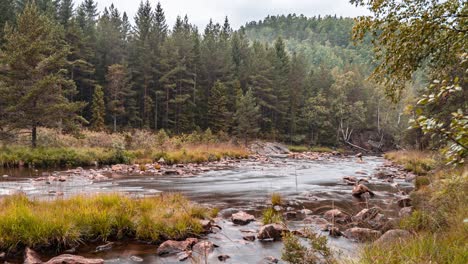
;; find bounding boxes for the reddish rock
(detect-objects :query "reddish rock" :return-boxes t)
[231,211,255,225]
[257,224,289,241]
[24,248,42,264]
[156,238,198,256]
[324,209,351,224]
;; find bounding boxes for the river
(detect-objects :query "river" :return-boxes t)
[0,155,412,263]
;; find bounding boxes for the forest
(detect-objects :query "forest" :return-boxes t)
[0,0,411,150]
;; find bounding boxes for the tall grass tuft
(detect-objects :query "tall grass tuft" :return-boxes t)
[0,194,208,251]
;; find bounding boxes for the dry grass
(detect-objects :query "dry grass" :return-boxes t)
[0,128,250,168]
[0,193,210,251]
[385,151,437,175]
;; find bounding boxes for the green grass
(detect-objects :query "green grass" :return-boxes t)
[309,146,336,153]
[360,155,468,264]
[0,194,209,251]
[288,145,309,153]
[262,208,284,225]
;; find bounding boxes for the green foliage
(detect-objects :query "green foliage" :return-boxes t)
[0,193,207,250]
[90,85,105,131]
[415,176,431,190]
[262,208,283,225]
[282,230,335,264]
[0,3,85,147]
[353,0,467,163]
[234,89,261,141]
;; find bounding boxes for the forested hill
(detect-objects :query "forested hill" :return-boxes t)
[243,14,374,71]
[0,1,404,150]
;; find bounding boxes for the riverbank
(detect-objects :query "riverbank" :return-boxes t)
[360,151,468,264]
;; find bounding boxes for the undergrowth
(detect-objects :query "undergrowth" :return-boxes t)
[361,152,468,264]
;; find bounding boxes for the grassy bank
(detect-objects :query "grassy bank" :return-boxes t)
[0,128,249,168]
[0,193,211,251]
[361,151,468,264]
[384,150,437,175]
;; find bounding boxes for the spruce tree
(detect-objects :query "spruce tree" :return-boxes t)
[57,0,73,28]
[106,64,131,132]
[208,81,230,132]
[235,89,261,142]
[91,85,105,131]
[0,3,84,147]
[0,0,16,43]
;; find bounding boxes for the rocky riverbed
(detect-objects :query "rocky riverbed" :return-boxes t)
[0,151,416,263]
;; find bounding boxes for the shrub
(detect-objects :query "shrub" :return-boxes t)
[282,230,335,264]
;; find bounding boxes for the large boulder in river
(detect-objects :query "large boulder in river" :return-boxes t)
[157,238,198,256]
[323,209,351,224]
[343,227,381,242]
[374,229,412,246]
[45,255,104,264]
[24,248,42,264]
[257,224,289,241]
[231,211,255,225]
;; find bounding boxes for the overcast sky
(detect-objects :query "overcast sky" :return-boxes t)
[81,0,370,29]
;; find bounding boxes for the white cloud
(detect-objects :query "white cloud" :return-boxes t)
[81,0,370,30]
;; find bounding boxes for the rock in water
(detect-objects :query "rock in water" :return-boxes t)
[218,255,230,262]
[257,224,289,241]
[157,238,198,256]
[231,211,255,225]
[323,209,351,224]
[24,248,42,264]
[45,255,104,264]
[343,227,382,242]
[192,241,215,255]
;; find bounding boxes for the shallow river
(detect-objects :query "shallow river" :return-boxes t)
[0,156,412,263]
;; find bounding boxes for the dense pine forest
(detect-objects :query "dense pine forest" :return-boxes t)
[0,0,407,149]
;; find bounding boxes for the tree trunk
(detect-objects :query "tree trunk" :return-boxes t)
[32,125,37,148]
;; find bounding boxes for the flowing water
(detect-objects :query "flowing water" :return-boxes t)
[0,156,412,263]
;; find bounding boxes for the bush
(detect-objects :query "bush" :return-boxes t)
[282,230,335,264]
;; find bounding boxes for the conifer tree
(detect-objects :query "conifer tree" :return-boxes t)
[91,85,105,131]
[106,64,131,132]
[235,89,261,142]
[0,0,16,43]
[0,3,84,147]
[208,81,230,132]
[57,0,73,28]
